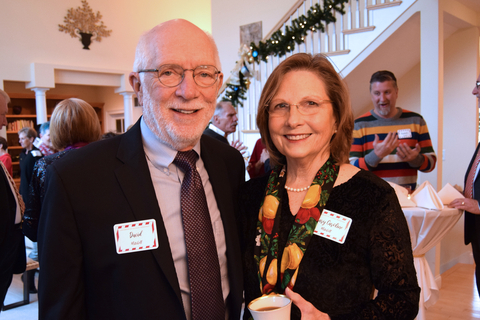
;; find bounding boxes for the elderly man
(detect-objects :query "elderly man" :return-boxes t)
[450,74,480,297]
[38,20,244,320]
[0,89,25,312]
[349,70,437,191]
[204,101,247,153]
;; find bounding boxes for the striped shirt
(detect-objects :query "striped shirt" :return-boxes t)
[349,108,436,190]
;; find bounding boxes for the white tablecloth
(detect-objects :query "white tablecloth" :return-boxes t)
[402,207,462,320]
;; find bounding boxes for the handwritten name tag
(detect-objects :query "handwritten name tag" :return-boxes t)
[314,209,352,244]
[113,219,158,254]
[397,128,412,139]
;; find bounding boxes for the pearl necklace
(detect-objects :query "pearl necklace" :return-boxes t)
[284,184,310,192]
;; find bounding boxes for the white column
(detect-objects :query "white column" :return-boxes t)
[31,87,49,125]
[419,0,443,190]
[420,0,443,290]
[119,92,135,132]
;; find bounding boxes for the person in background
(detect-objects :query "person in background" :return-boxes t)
[18,127,43,200]
[204,100,247,154]
[0,88,25,312]
[239,53,419,319]
[101,131,118,139]
[247,138,269,179]
[450,74,480,297]
[17,127,43,292]
[38,19,244,319]
[0,136,12,176]
[34,122,56,156]
[349,70,436,191]
[23,98,102,242]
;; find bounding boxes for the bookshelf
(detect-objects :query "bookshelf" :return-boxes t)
[5,93,104,186]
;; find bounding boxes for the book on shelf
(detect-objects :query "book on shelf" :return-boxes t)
[7,119,35,132]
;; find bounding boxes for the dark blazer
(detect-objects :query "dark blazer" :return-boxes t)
[38,119,245,320]
[203,127,229,144]
[0,166,26,309]
[464,143,480,245]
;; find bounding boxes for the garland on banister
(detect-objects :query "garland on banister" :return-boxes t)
[221,0,349,108]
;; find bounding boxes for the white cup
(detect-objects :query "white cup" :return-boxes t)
[247,294,292,320]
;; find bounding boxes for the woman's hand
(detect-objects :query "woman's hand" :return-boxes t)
[449,198,480,214]
[285,287,331,320]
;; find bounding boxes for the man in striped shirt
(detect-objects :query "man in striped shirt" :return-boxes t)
[349,70,436,191]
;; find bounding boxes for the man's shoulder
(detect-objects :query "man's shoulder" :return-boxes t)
[201,134,239,157]
[354,110,376,123]
[398,108,424,119]
[51,134,126,173]
[202,135,244,169]
[203,127,228,143]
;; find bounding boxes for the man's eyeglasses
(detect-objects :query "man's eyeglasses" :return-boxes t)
[476,81,480,89]
[138,64,221,88]
[267,100,332,118]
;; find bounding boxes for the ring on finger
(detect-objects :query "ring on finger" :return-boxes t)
[462,201,465,205]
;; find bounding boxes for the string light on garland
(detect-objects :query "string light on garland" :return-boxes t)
[222,70,248,108]
[249,0,349,63]
[220,0,349,107]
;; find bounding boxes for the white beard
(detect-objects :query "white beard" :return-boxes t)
[142,91,213,150]
[377,105,390,116]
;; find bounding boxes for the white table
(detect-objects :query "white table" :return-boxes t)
[402,207,462,320]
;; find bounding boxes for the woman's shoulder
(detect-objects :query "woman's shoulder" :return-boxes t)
[241,175,269,196]
[337,165,392,191]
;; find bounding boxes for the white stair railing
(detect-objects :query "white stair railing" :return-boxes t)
[229,0,402,142]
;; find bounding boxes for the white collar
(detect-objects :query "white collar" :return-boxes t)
[141,117,201,170]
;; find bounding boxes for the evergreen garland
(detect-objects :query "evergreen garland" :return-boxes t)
[250,0,349,63]
[222,71,247,108]
[222,0,349,107]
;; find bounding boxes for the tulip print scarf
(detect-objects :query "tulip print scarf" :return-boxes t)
[254,157,339,294]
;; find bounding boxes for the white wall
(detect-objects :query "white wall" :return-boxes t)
[437,26,480,272]
[443,26,479,187]
[0,0,212,80]
[0,0,212,131]
[211,0,295,83]
[397,63,421,114]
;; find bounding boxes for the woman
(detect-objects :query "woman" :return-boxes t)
[239,53,420,320]
[0,136,12,176]
[23,98,102,241]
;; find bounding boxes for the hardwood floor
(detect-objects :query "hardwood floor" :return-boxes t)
[1,263,479,319]
[425,263,480,320]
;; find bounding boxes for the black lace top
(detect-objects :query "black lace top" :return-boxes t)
[23,150,73,241]
[239,169,420,320]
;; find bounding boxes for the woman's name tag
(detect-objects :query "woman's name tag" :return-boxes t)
[314,210,352,244]
[113,219,158,254]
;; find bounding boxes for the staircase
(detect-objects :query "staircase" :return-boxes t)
[227,0,416,152]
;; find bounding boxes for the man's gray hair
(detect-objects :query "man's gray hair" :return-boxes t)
[213,101,232,118]
[0,89,10,104]
[132,26,221,75]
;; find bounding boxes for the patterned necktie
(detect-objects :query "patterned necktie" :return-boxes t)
[465,147,480,199]
[173,150,225,320]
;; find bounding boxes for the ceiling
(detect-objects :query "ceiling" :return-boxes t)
[456,0,480,12]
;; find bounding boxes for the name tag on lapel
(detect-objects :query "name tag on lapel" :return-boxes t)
[113,219,158,254]
[313,209,352,244]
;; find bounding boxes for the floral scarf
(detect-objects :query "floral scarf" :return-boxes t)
[254,157,339,294]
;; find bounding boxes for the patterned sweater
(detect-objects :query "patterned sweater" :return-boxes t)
[349,108,436,190]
